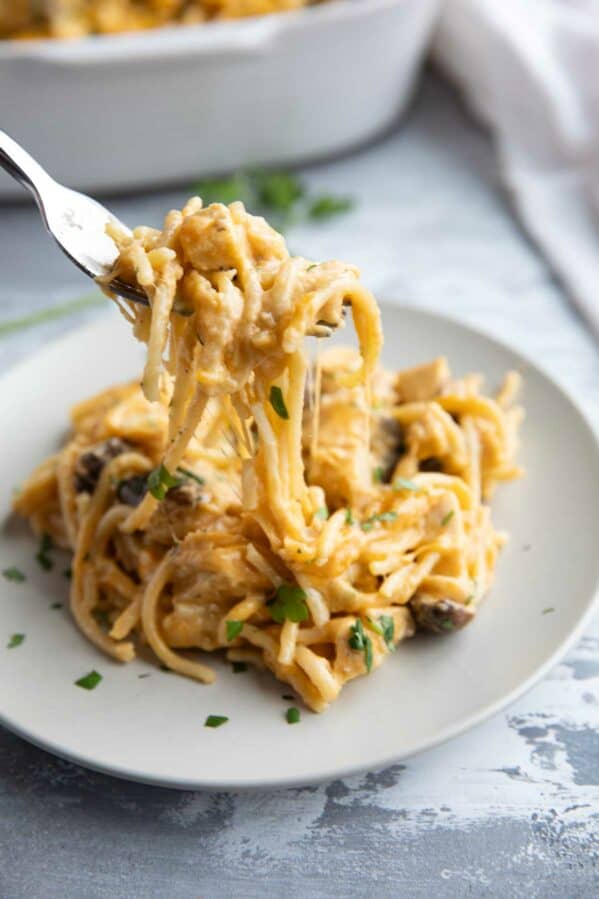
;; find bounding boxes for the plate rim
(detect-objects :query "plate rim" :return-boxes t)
[1,302,598,791]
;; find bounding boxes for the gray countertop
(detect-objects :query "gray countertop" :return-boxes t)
[0,74,597,899]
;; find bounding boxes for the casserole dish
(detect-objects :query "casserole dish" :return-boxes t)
[0,0,440,198]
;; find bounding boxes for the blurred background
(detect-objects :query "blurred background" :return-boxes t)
[0,2,598,897]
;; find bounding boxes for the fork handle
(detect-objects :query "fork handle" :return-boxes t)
[0,130,53,200]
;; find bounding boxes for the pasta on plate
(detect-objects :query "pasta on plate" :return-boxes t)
[0,0,313,39]
[14,198,524,711]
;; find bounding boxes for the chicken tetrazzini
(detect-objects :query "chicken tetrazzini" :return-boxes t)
[14,198,524,711]
[0,0,314,39]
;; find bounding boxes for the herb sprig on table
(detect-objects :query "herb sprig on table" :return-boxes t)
[193,168,354,230]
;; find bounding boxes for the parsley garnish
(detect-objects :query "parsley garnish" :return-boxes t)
[314,506,329,521]
[2,567,25,583]
[147,464,183,501]
[346,508,354,525]
[542,607,555,615]
[306,263,319,271]
[348,619,373,672]
[269,385,289,420]
[282,694,295,701]
[193,172,253,206]
[75,670,102,690]
[50,602,62,610]
[393,478,419,492]
[226,620,244,641]
[367,615,395,651]
[441,510,455,527]
[205,715,228,728]
[254,170,304,213]
[7,633,25,649]
[309,195,354,220]
[361,511,398,532]
[138,673,151,679]
[232,662,248,673]
[372,466,384,484]
[0,293,103,339]
[439,620,455,631]
[267,584,309,624]
[176,466,205,486]
[63,567,72,580]
[286,707,301,724]
[192,169,354,230]
[36,533,54,571]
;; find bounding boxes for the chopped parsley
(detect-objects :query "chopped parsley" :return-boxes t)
[314,506,329,521]
[439,619,455,631]
[309,195,354,220]
[192,169,354,230]
[286,707,301,724]
[372,466,384,484]
[63,567,72,580]
[348,619,373,673]
[441,510,455,527]
[7,633,25,649]
[193,172,253,207]
[147,464,184,501]
[393,478,420,492]
[282,693,295,701]
[345,508,354,525]
[177,466,205,486]
[269,385,289,420]
[0,293,104,339]
[50,602,63,610]
[232,662,248,673]
[205,715,229,728]
[306,263,319,271]
[2,566,25,583]
[361,511,398,532]
[75,670,102,690]
[226,620,244,641]
[542,607,555,615]
[367,614,395,651]
[36,533,54,571]
[254,170,304,213]
[267,583,309,624]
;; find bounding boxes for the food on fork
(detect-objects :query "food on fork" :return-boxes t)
[14,198,523,711]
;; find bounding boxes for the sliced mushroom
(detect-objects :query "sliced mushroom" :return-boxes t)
[372,417,405,483]
[410,593,475,634]
[164,479,204,508]
[116,474,148,507]
[74,438,129,494]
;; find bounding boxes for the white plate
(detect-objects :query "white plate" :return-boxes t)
[1,304,598,790]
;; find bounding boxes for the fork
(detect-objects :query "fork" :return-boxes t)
[0,131,338,336]
[0,130,149,306]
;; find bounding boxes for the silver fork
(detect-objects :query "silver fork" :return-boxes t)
[0,131,338,337]
[0,130,149,306]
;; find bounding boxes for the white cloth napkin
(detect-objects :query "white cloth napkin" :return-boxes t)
[434,0,599,337]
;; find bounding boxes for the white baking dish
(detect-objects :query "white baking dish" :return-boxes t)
[0,0,440,199]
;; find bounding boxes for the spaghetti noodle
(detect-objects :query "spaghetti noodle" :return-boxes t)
[14,198,524,711]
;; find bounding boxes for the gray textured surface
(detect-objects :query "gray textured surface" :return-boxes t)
[0,74,597,898]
